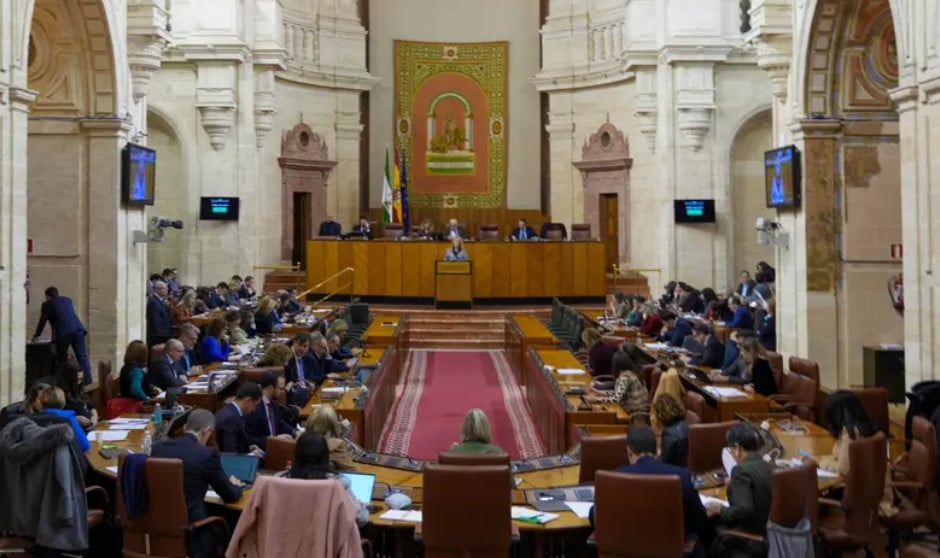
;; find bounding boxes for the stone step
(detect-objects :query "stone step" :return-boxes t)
[406,328,504,340]
[408,338,506,349]
[406,316,505,326]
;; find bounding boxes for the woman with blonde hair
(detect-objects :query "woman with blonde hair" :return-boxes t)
[653,393,689,467]
[256,342,293,367]
[650,367,686,433]
[444,237,469,261]
[254,295,281,335]
[739,335,777,396]
[305,404,356,471]
[450,408,505,455]
[172,289,197,326]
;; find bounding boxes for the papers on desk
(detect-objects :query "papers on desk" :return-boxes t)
[564,501,593,518]
[700,495,729,508]
[109,418,149,425]
[320,387,349,395]
[206,490,221,501]
[106,466,118,474]
[511,506,559,524]
[703,386,748,399]
[775,458,840,478]
[153,391,167,400]
[557,368,586,376]
[644,342,669,351]
[722,448,737,478]
[111,422,148,430]
[380,510,422,522]
[91,430,131,442]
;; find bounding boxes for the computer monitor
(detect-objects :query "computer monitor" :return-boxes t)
[340,472,376,504]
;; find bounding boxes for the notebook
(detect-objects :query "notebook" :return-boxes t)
[220,454,260,484]
[340,472,376,504]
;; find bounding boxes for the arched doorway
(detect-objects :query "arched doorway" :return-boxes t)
[729,109,774,280]
[146,109,188,277]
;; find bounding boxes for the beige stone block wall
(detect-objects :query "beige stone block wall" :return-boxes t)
[729,111,775,279]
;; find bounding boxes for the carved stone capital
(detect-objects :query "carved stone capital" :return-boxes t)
[545,121,575,141]
[8,87,38,112]
[890,85,920,113]
[198,106,236,150]
[674,64,716,151]
[127,0,171,102]
[196,62,237,150]
[753,37,792,99]
[677,108,713,151]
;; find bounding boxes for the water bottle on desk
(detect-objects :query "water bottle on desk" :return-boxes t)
[142,433,152,455]
[153,403,162,425]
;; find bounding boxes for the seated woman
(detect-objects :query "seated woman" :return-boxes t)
[256,342,293,367]
[819,390,896,517]
[280,432,369,525]
[238,308,257,340]
[639,306,664,337]
[119,340,161,401]
[587,352,650,425]
[653,394,688,467]
[450,408,505,455]
[709,334,777,396]
[254,296,281,335]
[199,318,231,364]
[53,362,97,428]
[582,328,614,377]
[443,237,469,261]
[650,367,686,434]
[35,386,91,452]
[305,404,356,471]
[625,296,645,327]
[706,423,772,557]
[172,289,197,326]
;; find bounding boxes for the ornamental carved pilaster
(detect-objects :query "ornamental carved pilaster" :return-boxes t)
[633,67,658,153]
[127,0,171,102]
[195,62,237,150]
[743,0,793,101]
[674,64,716,152]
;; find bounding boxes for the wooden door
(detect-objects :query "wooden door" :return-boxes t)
[600,193,619,273]
[293,192,311,269]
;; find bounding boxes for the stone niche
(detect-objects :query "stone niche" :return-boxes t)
[278,123,337,263]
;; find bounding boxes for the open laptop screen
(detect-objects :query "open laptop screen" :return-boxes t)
[340,472,376,504]
[220,454,260,484]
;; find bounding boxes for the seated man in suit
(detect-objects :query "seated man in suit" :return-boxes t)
[589,426,706,545]
[151,409,243,558]
[661,312,693,347]
[728,295,754,330]
[214,382,264,456]
[284,332,323,393]
[351,216,373,239]
[687,322,724,369]
[146,281,172,347]
[443,218,466,239]
[245,373,296,449]
[510,218,538,241]
[328,333,353,361]
[31,286,93,384]
[318,216,342,237]
[737,270,757,299]
[147,338,188,390]
[176,323,203,376]
[310,334,346,375]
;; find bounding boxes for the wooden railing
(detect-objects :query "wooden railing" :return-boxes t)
[297,266,355,306]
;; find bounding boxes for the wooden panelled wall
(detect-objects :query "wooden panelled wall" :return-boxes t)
[364,208,550,238]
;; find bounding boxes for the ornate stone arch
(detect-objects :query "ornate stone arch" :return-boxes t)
[278,123,337,263]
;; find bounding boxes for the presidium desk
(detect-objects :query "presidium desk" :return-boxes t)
[305,239,607,300]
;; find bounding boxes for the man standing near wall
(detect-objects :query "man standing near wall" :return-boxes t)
[31,287,92,385]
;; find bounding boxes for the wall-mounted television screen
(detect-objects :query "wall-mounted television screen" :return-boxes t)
[121,143,156,206]
[674,199,716,224]
[764,145,802,209]
[200,197,240,221]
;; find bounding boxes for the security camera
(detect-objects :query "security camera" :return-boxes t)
[153,217,184,230]
[755,217,789,249]
[140,216,184,243]
[755,217,766,231]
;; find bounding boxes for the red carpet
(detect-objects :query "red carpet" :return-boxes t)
[378,350,545,460]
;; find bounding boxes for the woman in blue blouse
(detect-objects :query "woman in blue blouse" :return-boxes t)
[37,386,91,451]
[119,340,160,401]
[200,317,231,364]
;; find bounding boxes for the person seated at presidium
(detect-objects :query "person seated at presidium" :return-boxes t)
[588,426,706,544]
[318,216,342,237]
[444,218,466,239]
[444,237,469,261]
[215,382,265,457]
[200,318,231,364]
[352,216,372,238]
[510,218,537,241]
[450,408,505,455]
[119,340,162,401]
[705,423,772,558]
[306,404,356,471]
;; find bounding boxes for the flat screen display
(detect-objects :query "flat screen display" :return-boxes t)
[121,143,156,206]
[200,197,240,221]
[764,145,802,209]
[674,199,716,224]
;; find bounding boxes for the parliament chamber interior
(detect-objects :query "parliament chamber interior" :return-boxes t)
[1,0,939,557]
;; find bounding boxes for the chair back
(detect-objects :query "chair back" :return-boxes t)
[771,461,819,534]
[117,454,190,558]
[765,351,784,389]
[649,368,663,397]
[685,392,707,424]
[478,224,500,241]
[841,433,888,541]
[852,387,890,436]
[349,303,369,326]
[785,357,820,404]
[265,437,296,472]
[99,360,115,403]
[438,452,510,467]
[571,224,592,240]
[541,222,567,240]
[903,416,937,508]
[594,471,685,557]
[422,464,512,558]
[579,435,627,483]
[239,365,284,384]
[383,223,405,239]
[687,421,736,474]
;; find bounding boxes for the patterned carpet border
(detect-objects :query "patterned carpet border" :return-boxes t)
[489,351,546,458]
[377,350,426,455]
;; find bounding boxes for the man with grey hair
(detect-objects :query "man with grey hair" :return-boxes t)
[176,323,203,375]
[147,280,172,347]
[151,408,243,556]
[326,333,353,372]
[147,338,187,390]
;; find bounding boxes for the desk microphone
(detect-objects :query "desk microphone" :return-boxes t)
[578,394,593,411]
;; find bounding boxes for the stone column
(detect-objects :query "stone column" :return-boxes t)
[0,87,36,404]
[81,119,147,373]
[334,92,364,228]
[545,93,577,227]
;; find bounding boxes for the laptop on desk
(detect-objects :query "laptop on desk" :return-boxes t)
[220,454,260,485]
[340,472,376,504]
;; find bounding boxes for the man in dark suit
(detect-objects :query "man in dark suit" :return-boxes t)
[32,286,92,384]
[661,312,694,347]
[284,332,324,388]
[147,339,188,390]
[151,409,243,558]
[177,323,203,376]
[245,373,296,449]
[328,333,353,361]
[728,295,754,330]
[589,426,706,544]
[737,271,757,299]
[318,216,342,237]
[688,322,725,369]
[351,216,373,239]
[147,281,172,347]
[443,218,466,240]
[310,334,345,374]
[214,382,264,455]
[510,218,538,241]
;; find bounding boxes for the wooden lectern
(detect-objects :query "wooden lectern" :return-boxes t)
[435,260,473,309]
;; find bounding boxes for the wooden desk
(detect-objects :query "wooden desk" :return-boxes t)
[362,315,404,349]
[306,239,606,299]
[505,315,559,385]
[678,372,771,421]
[174,369,239,412]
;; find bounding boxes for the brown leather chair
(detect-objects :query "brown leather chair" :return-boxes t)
[438,452,510,467]
[765,351,784,389]
[772,357,820,421]
[421,464,512,558]
[117,454,228,558]
[265,437,296,472]
[579,435,627,484]
[818,433,888,555]
[901,545,940,557]
[544,227,564,240]
[478,224,500,241]
[239,365,284,384]
[883,416,937,554]
[98,360,115,407]
[593,471,686,557]
[687,421,736,474]
[685,392,707,425]
[383,223,405,239]
[852,387,890,436]
[571,224,592,240]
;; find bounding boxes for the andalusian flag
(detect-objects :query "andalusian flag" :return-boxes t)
[382,147,393,224]
[392,155,403,224]
[400,150,410,233]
